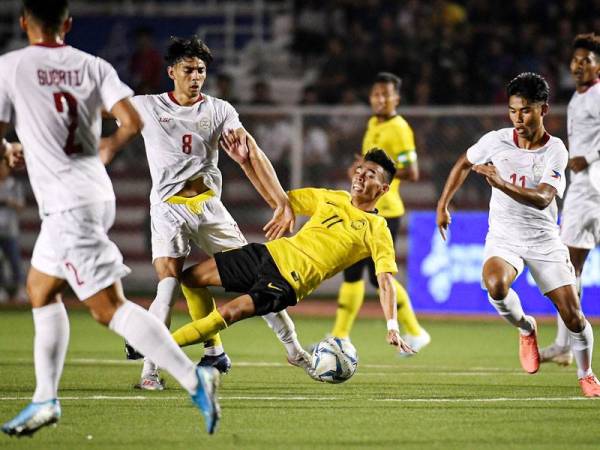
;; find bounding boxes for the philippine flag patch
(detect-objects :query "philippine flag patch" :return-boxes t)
[551,170,561,179]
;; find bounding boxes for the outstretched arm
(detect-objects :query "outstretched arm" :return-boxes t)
[0,122,25,169]
[377,272,414,353]
[221,129,295,240]
[436,152,473,240]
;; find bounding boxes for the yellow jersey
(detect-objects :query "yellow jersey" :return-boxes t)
[265,188,397,301]
[362,115,416,218]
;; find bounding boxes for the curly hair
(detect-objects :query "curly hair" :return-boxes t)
[506,72,550,104]
[164,36,213,67]
[573,33,600,57]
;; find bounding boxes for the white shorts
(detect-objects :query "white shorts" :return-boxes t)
[31,201,131,300]
[483,237,576,295]
[150,195,247,261]
[560,189,600,250]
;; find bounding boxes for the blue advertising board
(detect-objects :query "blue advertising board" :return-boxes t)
[408,211,600,316]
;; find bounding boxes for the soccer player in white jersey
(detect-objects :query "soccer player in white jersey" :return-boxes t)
[123,36,314,390]
[540,33,600,366]
[436,72,600,397]
[0,0,221,437]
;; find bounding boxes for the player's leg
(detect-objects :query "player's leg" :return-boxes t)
[85,281,220,431]
[540,246,588,366]
[135,256,185,390]
[483,255,538,373]
[545,284,600,396]
[331,260,366,339]
[1,267,68,437]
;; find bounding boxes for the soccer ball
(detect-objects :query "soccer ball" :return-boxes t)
[311,337,358,383]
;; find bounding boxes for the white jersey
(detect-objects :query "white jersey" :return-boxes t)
[0,44,133,216]
[131,92,242,205]
[466,128,568,246]
[566,81,600,200]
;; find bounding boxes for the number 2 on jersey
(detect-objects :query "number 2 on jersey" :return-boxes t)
[53,91,83,155]
[182,134,192,154]
[509,173,526,188]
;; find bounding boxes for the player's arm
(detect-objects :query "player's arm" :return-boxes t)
[394,124,419,181]
[98,98,143,165]
[0,122,24,169]
[376,272,413,353]
[472,164,557,209]
[395,158,419,181]
[221,129,295,240]
[436,152,473,240]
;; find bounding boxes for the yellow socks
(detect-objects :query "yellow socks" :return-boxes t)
[393,279,421,336]
[181,285,223,349]
[331,281,365,339]
[172,309,227,347]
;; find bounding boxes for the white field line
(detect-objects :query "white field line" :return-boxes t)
[0,396,593,403]
[3,358,526,374]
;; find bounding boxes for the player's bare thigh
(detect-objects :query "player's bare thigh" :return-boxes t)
[567,246,590,276]
[153,256,186,281]
[482,257,518,299]
[26,266,68,308]
[181,258,221,288]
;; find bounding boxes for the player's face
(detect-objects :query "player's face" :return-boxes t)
[508,95,546,140]
[570,48,600,87]
[169,57,207,98]
[369,82,399,117]
[351,160,389,201]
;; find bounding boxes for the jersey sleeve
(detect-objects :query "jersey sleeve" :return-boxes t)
[215,100,242,131]
[394,123,417,169]
[540,143,568,198]
[96,57,134,112]
[584,91,600,163]
[368,219,398,275]
[466,131,498,164]
[288,188,323,216]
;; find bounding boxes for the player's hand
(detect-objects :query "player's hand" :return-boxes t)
[387,330,415,354]
[436,206,451,241]
[5,142,25,169]
[220,129,249,165]
[347,154,363,180]
[472,164,504,188]
[263,202,295,240]
[568,156,588,173]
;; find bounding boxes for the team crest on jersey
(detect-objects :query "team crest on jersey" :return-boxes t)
[198,117,211,130]
[532,164,544,181]
[351,219,366,230]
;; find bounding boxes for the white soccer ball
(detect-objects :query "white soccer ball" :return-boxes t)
[311,337,358,383]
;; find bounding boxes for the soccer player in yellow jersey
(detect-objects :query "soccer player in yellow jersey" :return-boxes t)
[331,72,430,353]
[170,136,414,358]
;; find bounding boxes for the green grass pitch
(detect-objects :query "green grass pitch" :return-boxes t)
[0,307,599,449]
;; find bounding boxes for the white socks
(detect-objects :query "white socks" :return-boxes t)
[488,289,534,335]
[568,320,594,379]
[262,310,304,357]
[148,277,179,328]
[143,277,179,375]
[109,300,197,394]
[555,313,571,348]
[32,303,70,403]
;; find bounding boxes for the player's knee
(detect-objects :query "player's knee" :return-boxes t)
[560,308,585,333]
[485,277,510,300]
[87,297,123,326]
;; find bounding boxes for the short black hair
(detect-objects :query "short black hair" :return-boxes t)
[23,0,69,33]
[506,72,549,104]
[573,33,600,57]
[364,148,396,183]
[373,72,402,94]
[164,36,213,67]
